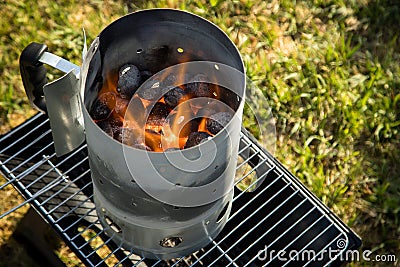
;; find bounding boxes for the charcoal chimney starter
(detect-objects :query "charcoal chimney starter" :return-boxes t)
[21,9,246,260]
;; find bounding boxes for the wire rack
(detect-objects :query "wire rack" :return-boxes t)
[0,113,361,267]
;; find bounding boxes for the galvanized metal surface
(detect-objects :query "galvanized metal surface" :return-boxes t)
[78,9,246,259]
[0,113,361,266]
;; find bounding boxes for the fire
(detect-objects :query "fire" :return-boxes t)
[93,63,236,152]
[198,117,207,132]
[145,130,163,152]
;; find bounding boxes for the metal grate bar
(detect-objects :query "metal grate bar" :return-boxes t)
[280,223,335,267]
[248,212,325,266]
[10,141,54,173]
[1,129,52,165]
[260,206,319,252]
[0,113,43,143]
[189,181,294,266]
[0,118,49,155]
[127,250,145,267]
[211,196,306,267]
[57,195,95,226]
[232,165,275,202]
[45,174,92,219]
[303,233,347,267]
[211,240,239,267]
[0,169,65,219]
[150,259,161,266]
[0,155,48,190]
[39,166,89,211]
[76,222,106,250]
[86,230,117,258]
[237,142,252,155]
[230,170,280,220]
[80,227,112,259]
[24,144,86,189]
[235,150,260,170]
[24,153,57,189]
[65,227,104,267]
[94,243,125,267]
[234,157,268,186]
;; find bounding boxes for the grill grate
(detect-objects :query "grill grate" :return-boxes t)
[0,113,361,266]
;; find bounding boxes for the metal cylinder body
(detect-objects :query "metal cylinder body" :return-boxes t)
[80,9,245,259]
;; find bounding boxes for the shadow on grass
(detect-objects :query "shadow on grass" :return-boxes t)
[354,0,400,63]
[0,208,65,267]
[351,0,400,259]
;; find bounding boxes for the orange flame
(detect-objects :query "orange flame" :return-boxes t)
[95,63,236,152]
[145,130,163,152]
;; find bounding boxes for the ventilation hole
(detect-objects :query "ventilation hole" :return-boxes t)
[130,179,135,183]
[214,165,219,169]
[212,188,217,193]
[99,179,104,185]
[132,202,137,207]
[160,237,183,248]
[175,183,181,186]
[104,215,122,233]
[136,48,143,54]
[173,206,180,210]
[216,203,230,224]
[177,47,184,53]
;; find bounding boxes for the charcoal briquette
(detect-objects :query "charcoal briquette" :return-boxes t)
[117,64,141,99]
[115,97,129,117]
[162,73,177,87]
[96,120,113,137]
[140,70,153,83]
[116,127,142,146]
[124,96,146,125]
[206,112,233,135]
[146,102,171,128]
[186,74,212,98]
[90,95,114,120]
[184,132,212,149]
[196,106,217,118]
[136,79,162,101]
[219,86,241,111]
[108,117,123,139]
[164,87,188,108]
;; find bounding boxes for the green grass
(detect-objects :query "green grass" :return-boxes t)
[0,0,399,266]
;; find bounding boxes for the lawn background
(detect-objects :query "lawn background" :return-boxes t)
[0,0,399,266]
